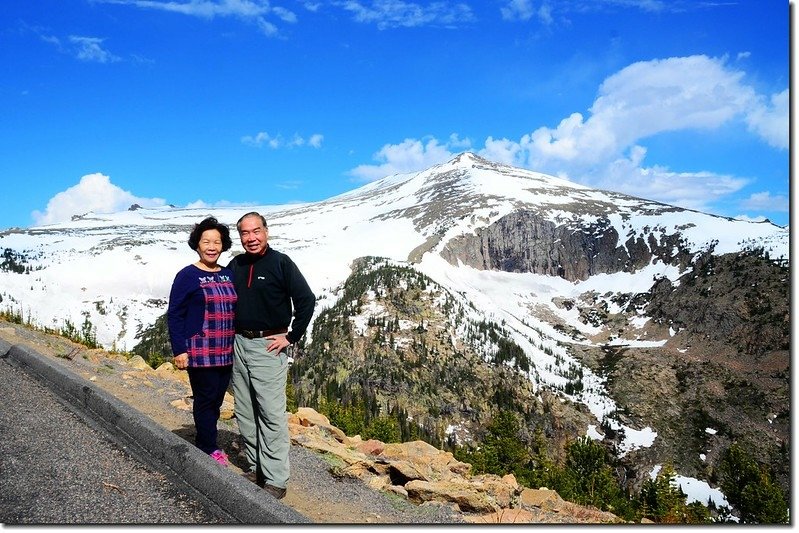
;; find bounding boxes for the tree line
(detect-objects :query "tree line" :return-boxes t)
[452,410,788,524]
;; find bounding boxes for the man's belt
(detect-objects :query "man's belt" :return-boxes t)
[236,328,288,339]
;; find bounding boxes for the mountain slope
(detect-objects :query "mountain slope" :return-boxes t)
[0,152,788,504]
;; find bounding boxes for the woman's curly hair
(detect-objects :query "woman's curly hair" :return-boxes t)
[188,216,233,252]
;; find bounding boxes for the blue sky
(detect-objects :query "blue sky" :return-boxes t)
[0,0,790,229]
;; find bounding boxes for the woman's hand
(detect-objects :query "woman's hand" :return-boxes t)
[173,352,189,370]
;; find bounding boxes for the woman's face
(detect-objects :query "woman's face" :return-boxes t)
[197,229,223,265]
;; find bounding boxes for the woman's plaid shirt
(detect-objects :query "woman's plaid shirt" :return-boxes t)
[168,266,237,367]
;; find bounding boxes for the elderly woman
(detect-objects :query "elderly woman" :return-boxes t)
[167,216,237,466]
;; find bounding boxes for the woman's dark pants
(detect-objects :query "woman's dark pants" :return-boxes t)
[187,365,233,454]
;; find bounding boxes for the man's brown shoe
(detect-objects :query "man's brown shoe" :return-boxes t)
[242,469,265,487]
[263,483,286,499]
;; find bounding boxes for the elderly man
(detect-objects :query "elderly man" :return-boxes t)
[227,211,315,499]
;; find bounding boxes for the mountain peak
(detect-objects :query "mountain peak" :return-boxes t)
[449,151,481,165]
[444,151,501,171]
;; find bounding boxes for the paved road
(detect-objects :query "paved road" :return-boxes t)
[0,355,234,525]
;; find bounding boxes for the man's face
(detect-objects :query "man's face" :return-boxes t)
[238,215,268,255]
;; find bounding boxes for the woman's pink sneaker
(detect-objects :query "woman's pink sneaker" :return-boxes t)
[210,449,230,467]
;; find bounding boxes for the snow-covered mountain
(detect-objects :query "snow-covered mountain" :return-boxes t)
[0,152,785,350]
[0,152,788,503]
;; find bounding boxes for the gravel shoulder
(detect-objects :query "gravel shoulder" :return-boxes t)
[0,320,463,524]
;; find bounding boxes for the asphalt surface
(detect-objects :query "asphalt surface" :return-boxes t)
[0,338,309,525]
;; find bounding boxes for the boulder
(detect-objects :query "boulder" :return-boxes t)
[405,479,499,514]
[127,354,150,371]
[519,488,565,511]
[296,406,331,427]
[355,439,385,456]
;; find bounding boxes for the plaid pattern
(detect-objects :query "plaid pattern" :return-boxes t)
[186,273,237,367]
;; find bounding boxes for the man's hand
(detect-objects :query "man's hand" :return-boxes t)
[266,334,290,354]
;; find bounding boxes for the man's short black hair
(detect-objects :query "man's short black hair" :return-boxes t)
[236,211,268,232]
[188,216,233,251]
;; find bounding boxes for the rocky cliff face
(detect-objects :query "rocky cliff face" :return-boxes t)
[440,209,694,281]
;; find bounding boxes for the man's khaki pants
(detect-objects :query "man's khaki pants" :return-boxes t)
[232,334,289,489]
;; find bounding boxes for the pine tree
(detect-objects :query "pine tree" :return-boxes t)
[639,464,703,523]
[364,416,401,443]
[527,426,554,488]
[131,312,171,368]
[718,442,788,524]
[80,314,99,348]
[555,437,625,514]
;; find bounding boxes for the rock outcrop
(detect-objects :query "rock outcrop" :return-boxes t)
[288,407,622,523]
[439,209,693,281]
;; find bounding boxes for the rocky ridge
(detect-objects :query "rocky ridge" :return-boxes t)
[292,256,596,455]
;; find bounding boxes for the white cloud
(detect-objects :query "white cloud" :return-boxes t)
[740,191,789,213]
[447,133,472,150]
[585,148,749,213]
[101,0,267,18]
[733,214,768,223]
[744,89,789,150]
[185,198,249,208]
[480,135,525,166]
[498,0,697,25]
[100,0,475,34]
[500,0,535,21]
[500,0,552,24]
[241,131,324,149]
[545,55,759,167]
[348,137,466,181]
[337,0,475,29]
[98,0,294,36]
[32,28,121,63]
[350,55,787,215]
[69,36,121,63]
[32,173,166,225]
[272,6,298,23]
[302,2,322,12]
[480,55,786,211]
[241,131,279,148]
[308,134,324,148]
[480,55,783,171]
[276,180,303,190]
